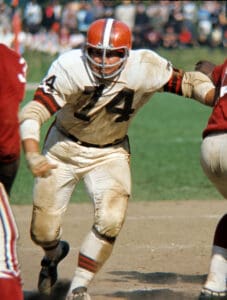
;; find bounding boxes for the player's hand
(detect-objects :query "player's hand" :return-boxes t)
[181,71,215,106]
[25,152,57,178]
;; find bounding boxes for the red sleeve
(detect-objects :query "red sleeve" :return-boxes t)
[163,67,183,95]
[212,60,227,86]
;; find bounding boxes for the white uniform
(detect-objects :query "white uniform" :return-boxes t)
[19,47,214,294]
[20,48,174,241]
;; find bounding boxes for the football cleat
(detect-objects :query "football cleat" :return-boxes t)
[199,287,227,299]
[66,286,91,300]
[38,240,70,295]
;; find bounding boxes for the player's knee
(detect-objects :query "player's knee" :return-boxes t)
[30,209,61,247]
[96,215,123,237]
[30,223,61,247]
[95,200,128,237]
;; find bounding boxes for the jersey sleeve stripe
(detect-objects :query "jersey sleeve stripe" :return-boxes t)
[34,88,60,114]
[164,68,183,95]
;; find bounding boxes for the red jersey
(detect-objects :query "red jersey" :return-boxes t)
[0,44,26,163]
[203,59,227,138]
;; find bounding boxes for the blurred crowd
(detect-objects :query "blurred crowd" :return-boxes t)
[1,0,227,55]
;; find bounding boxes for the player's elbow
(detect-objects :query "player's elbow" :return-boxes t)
[204,88,216,106]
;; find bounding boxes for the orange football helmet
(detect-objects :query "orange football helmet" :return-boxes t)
[84,18,132,79]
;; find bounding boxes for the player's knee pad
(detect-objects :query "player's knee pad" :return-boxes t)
[94,192,129,238]
[94,214,123,237]
[30,206,62,247]
[30,227,61,248]
[92,225,116,244]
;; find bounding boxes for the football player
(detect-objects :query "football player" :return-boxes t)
[0,43,26,300]
[195,60,227,300]
[0,43,27,195]
[19,18,215,300]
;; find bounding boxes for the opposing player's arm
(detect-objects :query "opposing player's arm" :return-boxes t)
[163,68,215,106]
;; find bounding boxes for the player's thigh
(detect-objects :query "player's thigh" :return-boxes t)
[201,134,223,174]
[0,159,19,195]
[201,133,227,198]
[33,170,74,209]
[84,157,131,235]
[84,156,131,200]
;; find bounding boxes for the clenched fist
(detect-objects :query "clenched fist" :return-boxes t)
[25,152,57,178]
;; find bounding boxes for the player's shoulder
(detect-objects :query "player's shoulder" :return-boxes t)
[129,49,170,65]
[129,49,172,74]
[0,44,26,73]
[124,49,173,90]
[128,49,172,76]
[0,43,21,60]
[0,43,12,54]
[47,49,89,91]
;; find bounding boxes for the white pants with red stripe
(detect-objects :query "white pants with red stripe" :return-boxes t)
[0,182,23,300]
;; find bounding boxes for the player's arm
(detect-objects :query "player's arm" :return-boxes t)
[20,57,71,178]
[181,70,215,106]
[20,54,74,178]
[19,93,59,178]
[163,67,215,106]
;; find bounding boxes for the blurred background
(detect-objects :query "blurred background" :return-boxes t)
[2,0,227,56]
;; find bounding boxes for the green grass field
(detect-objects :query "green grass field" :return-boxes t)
[10,47,226,204]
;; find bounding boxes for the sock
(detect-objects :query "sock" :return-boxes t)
[204,245,227,292]
[68,229,114,293]
[44,242,62,260]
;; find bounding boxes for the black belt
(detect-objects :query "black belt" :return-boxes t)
[58,127,126,148]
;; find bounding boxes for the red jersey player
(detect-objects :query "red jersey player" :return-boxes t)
[195,59,227,299]
[0,43,27,195]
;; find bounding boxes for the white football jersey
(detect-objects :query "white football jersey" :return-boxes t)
[24,49,173,146]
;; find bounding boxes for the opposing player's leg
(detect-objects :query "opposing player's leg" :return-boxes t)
[199,215,227,299]
[200,133,227,199]
[199,134,227,298]
[0,159,19,195]
[0,182,23,300]
[66,153,131,300]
